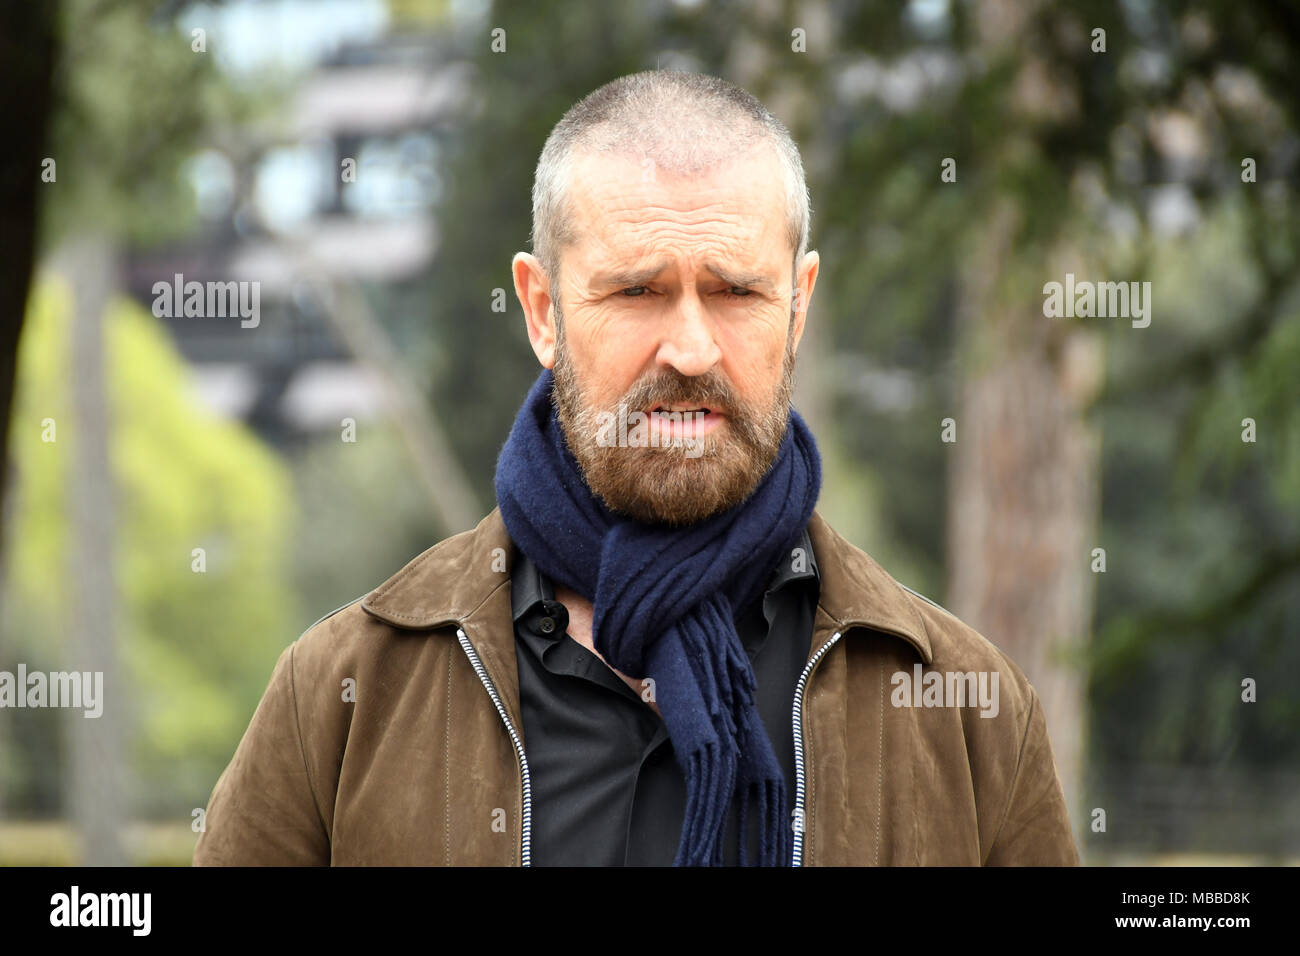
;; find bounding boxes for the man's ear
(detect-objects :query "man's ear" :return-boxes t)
[790,250,819,355]
[513,252,557,368]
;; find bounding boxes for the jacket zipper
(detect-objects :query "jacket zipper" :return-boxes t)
[791,630,842,867]
[457,623,841,868]
[456,627,533,866]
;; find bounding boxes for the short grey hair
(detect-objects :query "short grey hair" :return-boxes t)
[529,70,812,299]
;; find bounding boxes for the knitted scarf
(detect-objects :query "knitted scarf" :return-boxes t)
[494,368,822,866]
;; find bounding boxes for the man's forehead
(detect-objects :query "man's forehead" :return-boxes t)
[564,147,790,277]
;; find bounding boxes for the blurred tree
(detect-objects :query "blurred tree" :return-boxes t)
[0,0,267,858]
[0,2,57,520]
[1,0,260,534]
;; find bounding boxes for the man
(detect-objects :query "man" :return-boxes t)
[194,71,1079,867]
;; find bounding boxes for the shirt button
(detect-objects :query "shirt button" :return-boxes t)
[539,617,556,634]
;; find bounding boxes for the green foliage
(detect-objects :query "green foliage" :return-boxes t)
[39,0,268,248]
[1,275,298,816]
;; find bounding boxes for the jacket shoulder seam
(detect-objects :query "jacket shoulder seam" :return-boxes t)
[303,595,366,634]
[983,685,1038,864]
[897,582,952,617]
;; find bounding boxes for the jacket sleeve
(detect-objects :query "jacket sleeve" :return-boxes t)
[193,642,331,865]
[984,688,1080,866]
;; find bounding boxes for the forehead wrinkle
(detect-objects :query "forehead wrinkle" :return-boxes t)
[571,200,753,271]
[574,153,780,224]
[586,213,748,252]
[587,197,754,234]
[587,214,773,265]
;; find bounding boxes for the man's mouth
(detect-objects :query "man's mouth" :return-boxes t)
[648,402,718,416]
[646,402,726,442]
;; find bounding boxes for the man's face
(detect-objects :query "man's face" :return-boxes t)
[518,144,817,526]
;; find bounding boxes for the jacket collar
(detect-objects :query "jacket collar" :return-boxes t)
[805,511,932,663]
[361,507,932,664]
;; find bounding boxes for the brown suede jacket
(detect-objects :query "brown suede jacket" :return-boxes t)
[193,507,1080,866]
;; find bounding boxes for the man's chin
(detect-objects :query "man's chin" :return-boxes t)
[586,451,767,527]
[601,494,729,528]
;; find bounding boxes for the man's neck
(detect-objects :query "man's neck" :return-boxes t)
[553,585,662,719]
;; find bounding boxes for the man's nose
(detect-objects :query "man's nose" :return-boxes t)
[654,291,722,377]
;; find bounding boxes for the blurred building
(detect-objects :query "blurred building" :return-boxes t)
[122,24,473,447]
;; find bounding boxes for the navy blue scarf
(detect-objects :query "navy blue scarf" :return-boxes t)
[494,368,822,865]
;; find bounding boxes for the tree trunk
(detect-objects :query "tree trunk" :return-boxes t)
[63,235,126,866]
[0,1,58,527]
[946,200,1102,834]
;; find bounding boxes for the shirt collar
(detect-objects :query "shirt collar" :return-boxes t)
[510,549,555,622]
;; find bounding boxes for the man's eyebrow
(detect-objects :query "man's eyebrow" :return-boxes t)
[589,261,669,288]
[587,260,779,290]
[704,263,777,290]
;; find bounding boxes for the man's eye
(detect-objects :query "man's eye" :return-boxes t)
[620,286,648,297]
[725,287,753,298]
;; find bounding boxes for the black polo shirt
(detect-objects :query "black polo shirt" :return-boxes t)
[509,528,820,866]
